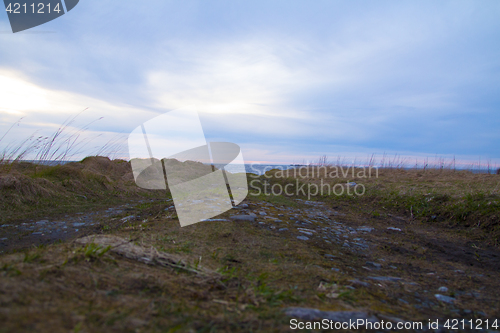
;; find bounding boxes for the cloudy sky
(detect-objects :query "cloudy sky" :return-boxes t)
[1,1,499,166]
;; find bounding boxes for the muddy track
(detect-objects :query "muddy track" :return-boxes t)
[0,198,166,253]
[233,198,500,323]
[1,196,499,329]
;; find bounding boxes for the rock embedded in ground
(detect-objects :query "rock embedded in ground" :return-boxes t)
[236,203,249,209]
[297,236,309,241]
[367,276,402,282]
[365,261,382,269]
[438,286,448,292]
[284,307,379,324]
[435,294,455,303]
[387,227,402,232]
[349,279,370,287]
[230,214,257,222]
[121,215,135,222]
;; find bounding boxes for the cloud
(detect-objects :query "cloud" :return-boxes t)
[1,1,499,163]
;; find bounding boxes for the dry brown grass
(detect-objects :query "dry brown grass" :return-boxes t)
[1,160,500,332]
[262,166,500,246]
[0,157,166,224]
[2,195,499,332]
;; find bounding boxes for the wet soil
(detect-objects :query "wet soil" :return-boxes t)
[1,196,499,331]
[0,198,167,253]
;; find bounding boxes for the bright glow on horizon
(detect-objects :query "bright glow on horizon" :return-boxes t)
[0,71,50,114]
[1,1,499,164]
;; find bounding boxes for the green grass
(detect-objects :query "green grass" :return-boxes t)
[0,157,170,225]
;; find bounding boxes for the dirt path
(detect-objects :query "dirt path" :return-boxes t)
[1,196,499,331]
[0,198,167,253]
[232,198,500,324]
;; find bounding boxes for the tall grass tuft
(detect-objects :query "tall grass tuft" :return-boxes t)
[0,110,127,165]
[307,153,499,173]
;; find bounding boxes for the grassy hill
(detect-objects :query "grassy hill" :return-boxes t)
[0,158,499,332]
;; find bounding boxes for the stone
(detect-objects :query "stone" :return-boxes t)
[72,223,85,227]
[120,215,135,222]
[438,286,448,292]
[349,279,370,287]
[297,228,315,233]
[365,261,382,269]
[435,294,455,303]
[36,220,48,225]
[283,307,378,324]
[377,314,407,325]
[236,203,249,209]
[230,214,256,222]
[324,254,337,259]
[357,226,373,232]
[299,231,313,236]
[259,211,267,216]
[297,236,309,241]
[387,227,401,231]
[367,276,402,282]
[278,228,288,232]
[304,200,324,206]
